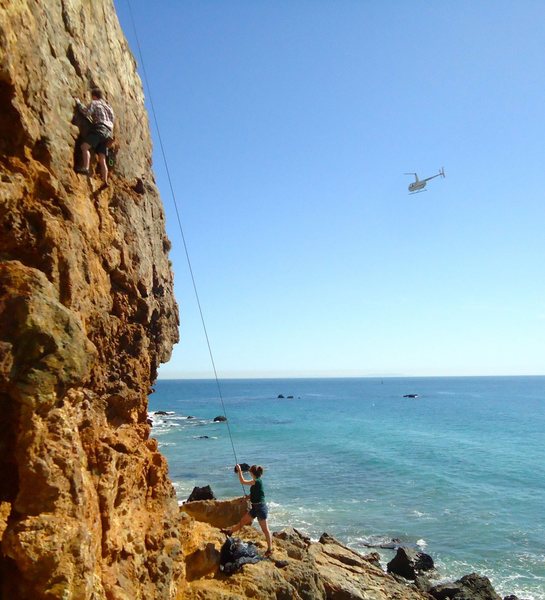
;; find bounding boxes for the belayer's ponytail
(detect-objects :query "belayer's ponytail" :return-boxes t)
[250,465,264,478]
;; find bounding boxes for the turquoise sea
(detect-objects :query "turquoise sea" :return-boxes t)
[149,377,545,599]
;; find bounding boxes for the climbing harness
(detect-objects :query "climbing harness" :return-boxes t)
[125,0,244,494]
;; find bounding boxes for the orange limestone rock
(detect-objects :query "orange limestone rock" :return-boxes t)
[0,0,181,598]
[176,500,431,600]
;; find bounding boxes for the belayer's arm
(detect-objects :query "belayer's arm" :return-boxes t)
[236,465,253,485]
[238,471,254,485]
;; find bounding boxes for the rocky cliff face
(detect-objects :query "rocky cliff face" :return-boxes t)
[0,1,181,598]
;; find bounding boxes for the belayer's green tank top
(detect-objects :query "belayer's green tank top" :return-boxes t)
[250,478,265,504]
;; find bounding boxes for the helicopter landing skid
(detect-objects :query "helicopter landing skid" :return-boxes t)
[409,189,427,195]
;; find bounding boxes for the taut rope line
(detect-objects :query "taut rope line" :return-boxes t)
[124,0,244,492]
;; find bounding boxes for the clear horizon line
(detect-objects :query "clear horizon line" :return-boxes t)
[156,372,545,381]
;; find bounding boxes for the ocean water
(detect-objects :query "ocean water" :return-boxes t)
[149,376,545,599]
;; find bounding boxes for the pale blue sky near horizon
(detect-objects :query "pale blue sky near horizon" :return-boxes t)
[114,0,545,379]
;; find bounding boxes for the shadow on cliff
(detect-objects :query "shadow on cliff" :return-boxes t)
[0,80,26,159]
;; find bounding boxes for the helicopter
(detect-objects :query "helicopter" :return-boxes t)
[405,167,445,194]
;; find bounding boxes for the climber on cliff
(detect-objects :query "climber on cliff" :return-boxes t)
[221,464,273,557]
[75,87,114,185]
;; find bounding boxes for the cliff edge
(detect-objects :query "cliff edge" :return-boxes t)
[0,1,181,598]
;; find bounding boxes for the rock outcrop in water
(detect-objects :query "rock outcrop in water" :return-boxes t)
[0,1,181,597]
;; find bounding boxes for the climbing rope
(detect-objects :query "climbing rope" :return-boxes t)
[124,0,245,495]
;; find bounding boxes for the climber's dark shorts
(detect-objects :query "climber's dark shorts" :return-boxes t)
[249,503,268,521]
[83,126,111,156]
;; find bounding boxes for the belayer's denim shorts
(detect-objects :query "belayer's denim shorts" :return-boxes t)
[249,502,268,520]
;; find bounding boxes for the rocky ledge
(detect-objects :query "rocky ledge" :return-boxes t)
[177,497,429,600]
[178,498,517,600]
[177,497,526,600]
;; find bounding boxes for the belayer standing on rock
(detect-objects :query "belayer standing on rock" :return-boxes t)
[222,464,273,557]
[75,87,114,185]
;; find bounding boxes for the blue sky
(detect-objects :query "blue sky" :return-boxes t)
[114,1,545,378]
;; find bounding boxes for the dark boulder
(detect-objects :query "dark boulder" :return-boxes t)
[277,394,284,399]
[387,546,434,580]
[429,573,501,600]
[403,394,419,398]
[214,415,227,422]
[155,410,169,415]
[287,395,294,399]
[186,485,215,503]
